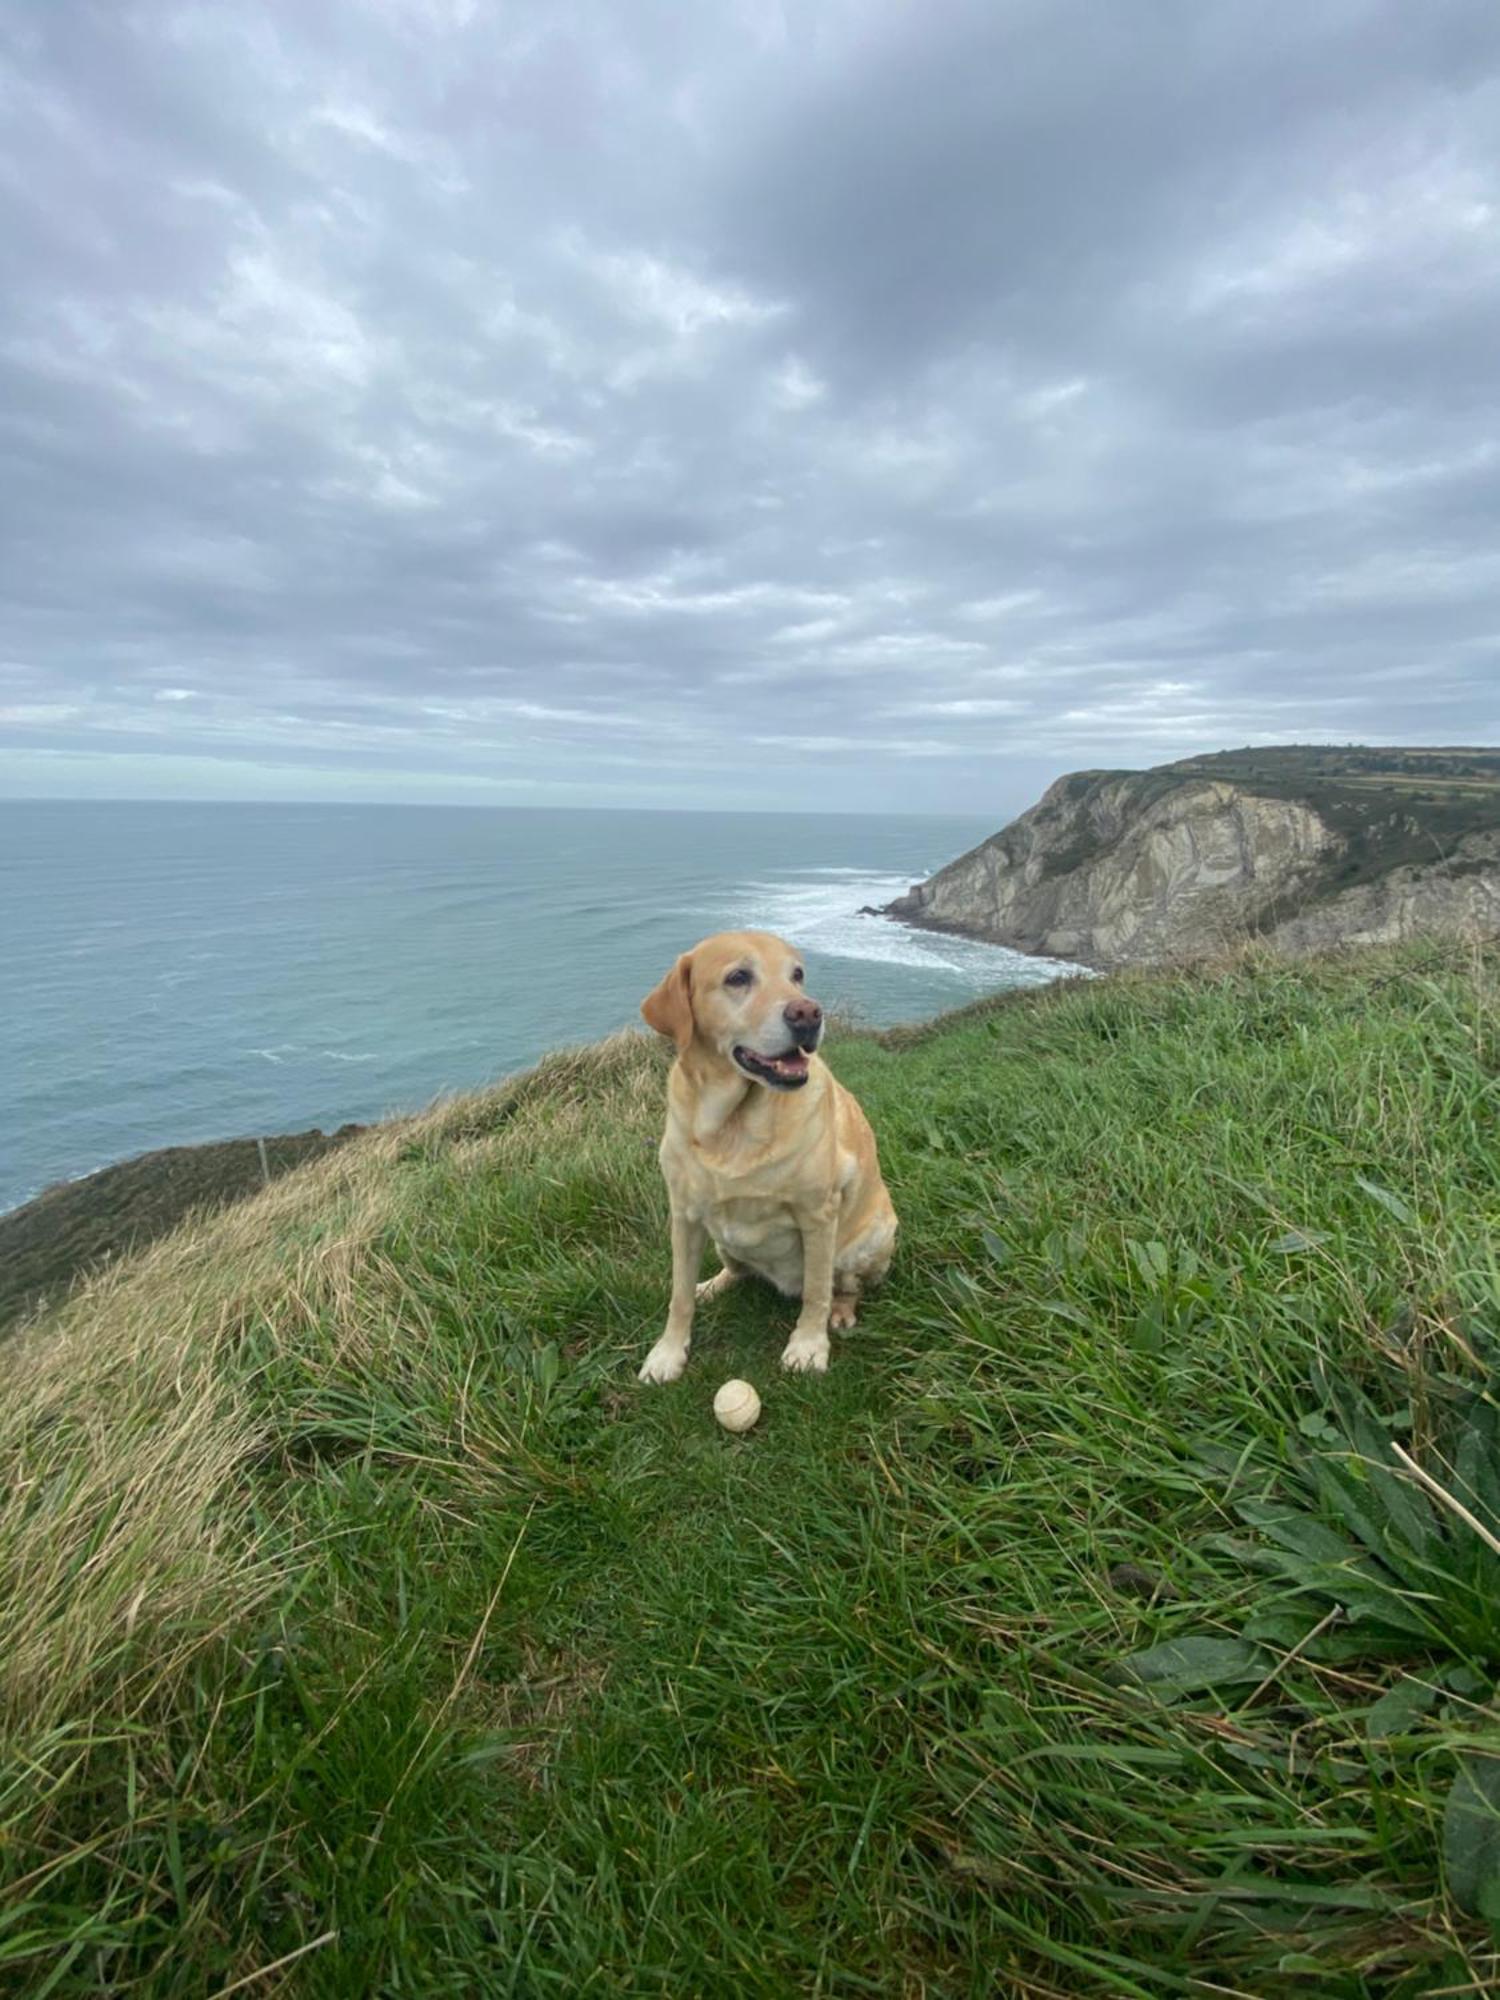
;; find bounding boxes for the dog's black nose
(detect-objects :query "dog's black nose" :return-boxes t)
[784,996,822,1045]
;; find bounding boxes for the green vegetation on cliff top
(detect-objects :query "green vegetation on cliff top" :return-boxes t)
[3,940,1500,1996]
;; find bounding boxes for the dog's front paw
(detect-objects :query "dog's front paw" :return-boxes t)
[638,1337,689,1386]
[780,1329,830,1375]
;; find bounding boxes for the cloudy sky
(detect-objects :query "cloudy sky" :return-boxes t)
[2,1,1498,816]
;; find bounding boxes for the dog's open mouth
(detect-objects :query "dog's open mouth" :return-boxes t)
[733,1044,811,1089]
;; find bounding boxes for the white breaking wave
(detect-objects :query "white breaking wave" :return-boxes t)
[247,1045,379,1065]
[701,869,1085,993]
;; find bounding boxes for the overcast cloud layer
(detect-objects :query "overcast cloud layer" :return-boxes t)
[2,0,1498,815]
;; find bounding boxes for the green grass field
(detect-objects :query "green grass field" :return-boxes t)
[4,941,1499,1997]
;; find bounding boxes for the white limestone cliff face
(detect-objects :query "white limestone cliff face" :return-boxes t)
[884,772,1500,968]
[1270,832,1500,954]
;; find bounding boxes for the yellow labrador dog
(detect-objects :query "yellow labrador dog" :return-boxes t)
[637,930,897,1384]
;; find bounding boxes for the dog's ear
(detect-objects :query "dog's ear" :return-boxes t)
[641,953,694,1052]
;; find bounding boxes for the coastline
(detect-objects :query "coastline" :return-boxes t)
[1,801,1021,1230]
[869,900,1106,973]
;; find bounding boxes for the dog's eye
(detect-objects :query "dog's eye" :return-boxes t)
[791,966,805,984]
[725,967,753,989]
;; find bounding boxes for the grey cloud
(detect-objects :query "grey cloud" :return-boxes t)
[1,0,1497,815]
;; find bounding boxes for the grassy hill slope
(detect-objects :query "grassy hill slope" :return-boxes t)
[0,1125,366,1332]
[4,943,1499,1997]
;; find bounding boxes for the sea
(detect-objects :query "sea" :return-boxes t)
[0,801,1078,1216]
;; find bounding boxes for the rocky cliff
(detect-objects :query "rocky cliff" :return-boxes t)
[884,749,1500,969]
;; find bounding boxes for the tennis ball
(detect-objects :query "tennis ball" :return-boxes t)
[712,1379,762,1433]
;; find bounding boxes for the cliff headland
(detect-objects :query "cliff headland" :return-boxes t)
[884,745,1500,968]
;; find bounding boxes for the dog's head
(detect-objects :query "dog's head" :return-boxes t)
[641,930,823,1091]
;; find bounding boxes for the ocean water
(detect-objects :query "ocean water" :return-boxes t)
[0,801,1075,1214]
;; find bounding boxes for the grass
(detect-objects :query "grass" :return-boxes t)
[0,1124,366,1332]
[3,940,1500,1996]
[1172,745,1500,790]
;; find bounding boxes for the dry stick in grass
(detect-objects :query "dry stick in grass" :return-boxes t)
[1422,1957,1500,1999]
[1240,1603,1344,1713]
[205,1928,338,1999]
[1389,1442,1500,1558]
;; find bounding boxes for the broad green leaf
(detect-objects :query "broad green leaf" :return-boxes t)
[1126,1307,1166,1355]
[1242,1608,1323,1648]
[1354,1174,1415,1225]
[1039,1299,1094,1329]
[1332,1398,1437,1556]
[1444,1754,1500,1919]
[1194,1872,1392,1910]
[1310,1462,1391,1563]
[1366,1677,1439,1738]
[1128,1238,1170,1287]
[1455,1413,1500,1536]
[1297,1410,1338,1440]
[979,1228,1011,1266]
[1441,1665,1489,1697]
[1115,1636,1266,1692]
[1238,1499,1359,1566]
